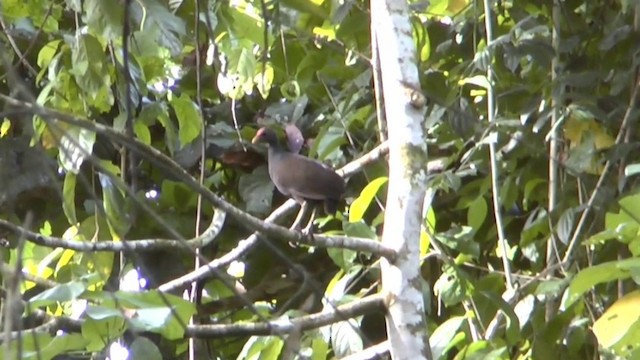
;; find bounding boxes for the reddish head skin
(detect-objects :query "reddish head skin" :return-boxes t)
[252,127,344,214]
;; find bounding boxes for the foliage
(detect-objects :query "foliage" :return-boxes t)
[1,0,640,359]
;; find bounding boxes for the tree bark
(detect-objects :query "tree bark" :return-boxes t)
[371,0,432,359]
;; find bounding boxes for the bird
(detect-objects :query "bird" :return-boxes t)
[251,127,345,237]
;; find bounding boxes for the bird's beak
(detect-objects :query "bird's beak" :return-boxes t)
[251,135,260,144]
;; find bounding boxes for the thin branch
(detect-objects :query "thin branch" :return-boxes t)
[481,0,514,290]
[0,18,38,77]
[562,74,640,264]
[546,0,562,321]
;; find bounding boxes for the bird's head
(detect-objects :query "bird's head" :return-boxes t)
[251,127,279,147]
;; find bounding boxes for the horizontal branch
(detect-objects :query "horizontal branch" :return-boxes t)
[0,208,226,252]
[185,293,387,338]
[0,294,387,342]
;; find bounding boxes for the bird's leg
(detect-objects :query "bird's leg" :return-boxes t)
[301,206,317,240]
[290,201,310,231]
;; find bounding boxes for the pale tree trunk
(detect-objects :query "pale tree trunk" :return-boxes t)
[370,0,431,359]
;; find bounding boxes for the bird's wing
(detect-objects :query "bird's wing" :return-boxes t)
[276,154,344,201]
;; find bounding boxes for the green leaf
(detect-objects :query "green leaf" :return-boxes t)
[1,332,87,360]
[134,121,152,145]
[311,338,329,360]
[237,336,285,360]
[280,0,329,18]
[327,247,357,270]
[98,172,132,239]
[331,318,363,357]
[238,166,275,215]
[28,280,88,308]
[219,6,270,45]
[69,34,113,111]
[129,337,163,360]
[280,80,301,100]
[83,0,124,40]
[236,47,257,93]
[136,0,186,56]
[556,207,576,245]
[62,172,77,225]
[343,221,377,240]
[563,258,640,308]
[129,307,173,332]
[467,196,487,230]
[625,163,640,177]
[478,291,521,345]
[170,93,202,146]
[57,125,96,174]
[593,290,640,357]
[81,315,126,352]
[311,124,346,160]
[255,63,275,99]
[434,265,468,306]
[349,177,388,222]
[115,290,197,339]
[85,305,123,320]
[430,316,466,359]
[459,75,491,89]
[37,39,62,70]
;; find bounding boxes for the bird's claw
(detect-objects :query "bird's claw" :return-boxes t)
[301,223,315,241]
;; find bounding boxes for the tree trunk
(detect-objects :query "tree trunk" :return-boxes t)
[371,0,432,359]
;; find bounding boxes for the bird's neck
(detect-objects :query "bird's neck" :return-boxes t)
[267,144,288,160]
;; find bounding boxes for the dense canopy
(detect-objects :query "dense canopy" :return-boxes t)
[2,0,640,359]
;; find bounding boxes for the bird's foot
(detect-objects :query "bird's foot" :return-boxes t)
[301,223,315,242]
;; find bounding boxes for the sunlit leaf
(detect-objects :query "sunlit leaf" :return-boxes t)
[349,177,388,222]
[237,336,285,360]
[593,289,640,357]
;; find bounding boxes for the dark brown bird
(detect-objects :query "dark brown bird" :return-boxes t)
[252,127,345,236]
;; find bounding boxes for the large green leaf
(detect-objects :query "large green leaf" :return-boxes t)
[239,166,275,215]
[349,176,388,223]
[563,258,640,308]
[170,93,203,146]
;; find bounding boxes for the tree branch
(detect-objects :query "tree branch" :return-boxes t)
[185,293,387,338]
[0,95,396,259]
[0,207,226,252]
